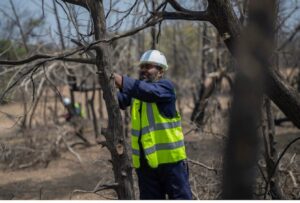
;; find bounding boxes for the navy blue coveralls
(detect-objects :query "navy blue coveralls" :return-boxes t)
[117,76,192,200]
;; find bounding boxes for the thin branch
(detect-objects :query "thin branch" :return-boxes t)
[278,23,300,51]
[257,163,267,183]
[264,136,300,199]
[288,170,298,187]
[71,180,118,198]
[276,5,299,31]
[160,10,210,21]
[187,158,217,173]
[107,0,138,31]
[0,53,95,66]
[167,0,196,13]
[0,16,162,67]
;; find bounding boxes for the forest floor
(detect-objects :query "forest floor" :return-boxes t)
[0,97,300,200]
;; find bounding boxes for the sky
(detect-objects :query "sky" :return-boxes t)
[0,0,299,45]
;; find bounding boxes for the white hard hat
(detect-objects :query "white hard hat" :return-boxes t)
[63,97,71,105]
[139,50,168,71]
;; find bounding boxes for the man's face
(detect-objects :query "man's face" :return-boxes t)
[139,64,164,82]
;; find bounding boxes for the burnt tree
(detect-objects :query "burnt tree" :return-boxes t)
[222,0,277,198]
[157,0,300,129]
[62,0,134,199]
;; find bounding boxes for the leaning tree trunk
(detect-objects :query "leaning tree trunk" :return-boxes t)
[62,0,134,199]
[207,0,300,128]
[160,0,300,127]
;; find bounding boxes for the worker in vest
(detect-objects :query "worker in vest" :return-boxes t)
[114,50,192,199]
[62,97,89,144]
[62,97,85,121]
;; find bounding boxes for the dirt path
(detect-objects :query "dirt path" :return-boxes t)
[0,144,117,200]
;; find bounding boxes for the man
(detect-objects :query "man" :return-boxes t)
[62,97,89,145]
[62,97,85,121]
[114,50,192,200]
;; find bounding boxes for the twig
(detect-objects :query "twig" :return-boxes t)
[257,163,267,183]
[278,22,300,51]
[18,159,39,169]
[0,16,162,67]
[191,188,199,200]
[62,135,83,164]
[56,127,84,164]
[71,181,118,199]
[188,158,217,173]
[264,136,300,199]
[288,170,298,187]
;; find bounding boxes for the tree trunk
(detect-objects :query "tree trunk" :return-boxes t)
[151,0,157,49]
[43,87,49,126]
[89,82,100,139]
[221,0,276,199]
[28,79,46,128]
[21,90,28,129]
[191,23,208,124]
[98,89,104,119]
[207,0,300,128]
[9,0,29,53]
[85,90,91,120]
[62,0,134,199]
[262,98,284,199]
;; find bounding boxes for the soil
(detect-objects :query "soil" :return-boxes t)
[0,95,299,200]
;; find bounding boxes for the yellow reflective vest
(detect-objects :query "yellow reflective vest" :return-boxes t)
[131,99,187,168]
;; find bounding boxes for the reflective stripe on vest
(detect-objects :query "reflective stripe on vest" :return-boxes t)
[131,121,182,137]
[131,99,187,168]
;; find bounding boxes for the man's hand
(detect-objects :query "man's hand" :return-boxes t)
[114,73,123,89]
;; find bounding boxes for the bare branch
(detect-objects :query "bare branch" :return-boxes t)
[167,0,198,13]
[0,14,162,67]
[264,136,300,199]
[160,10,210,21]
[187,158,217,173]
[71,180,118,198]
[0,54,95,66]
[278,22,300,51]
[61,0,89,10]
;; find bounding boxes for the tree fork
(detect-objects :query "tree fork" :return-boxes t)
[62,0,134,199]
[207,0,300,128]
[164,0,300,128]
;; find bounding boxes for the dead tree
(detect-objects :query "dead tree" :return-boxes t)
[61,0,134,199]
[9,0,29,53]
[1,0,299,199]
[150,0,300,129]
[88,81,100,139]
[261,98,284,199]
[222,0,277,199]
[2,1,300,129]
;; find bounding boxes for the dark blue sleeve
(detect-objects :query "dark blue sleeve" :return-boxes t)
[121,76,175,103]
[117,92,132,110]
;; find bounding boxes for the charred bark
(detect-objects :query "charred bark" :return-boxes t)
[207,0,300,129]
[221,0,276,199]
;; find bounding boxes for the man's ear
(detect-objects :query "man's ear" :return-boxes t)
[158,69,164,78]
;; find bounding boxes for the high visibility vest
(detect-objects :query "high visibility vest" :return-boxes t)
[74,103,85,118]
[131,99,187,168]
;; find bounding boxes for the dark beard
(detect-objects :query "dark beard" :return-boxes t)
[138,72,145,80]
[139,72,157,82]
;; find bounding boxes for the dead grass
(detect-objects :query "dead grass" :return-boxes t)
[0,90,299,199]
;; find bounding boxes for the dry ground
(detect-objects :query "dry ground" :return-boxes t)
[0,93,300,199]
